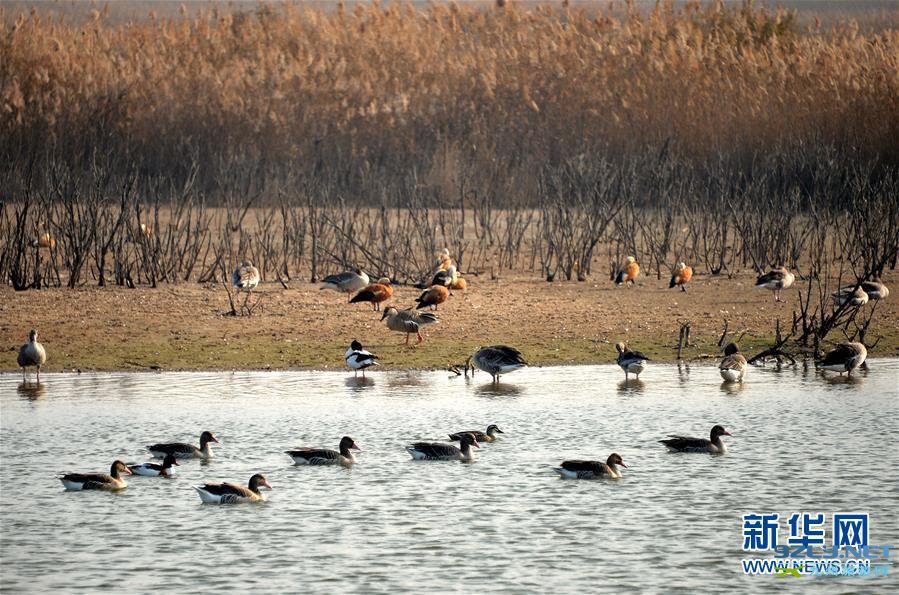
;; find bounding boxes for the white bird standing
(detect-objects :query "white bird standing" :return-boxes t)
[345,340,378,377]
[18,329,47,383]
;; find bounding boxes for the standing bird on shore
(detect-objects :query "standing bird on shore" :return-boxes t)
[615,342,648,380]
[861,278,889,300]
[449,276,468,291]
[661,425,732,454]
[320,269,370,301]
[18,329,47,383]
[832,286,869,308]
[467,346,527,382]
[380,307,438,345]
[669,262,693,292]
[615,256,640,286]
[345,340,378,377]
[431,264,458,288]
[719,343,748,383]
[232,260,261,311]
[435,248,453,270]
[755,266,794,302]
[415,285,450,310]
[817,342,867,377]
[554,453,628,479]
[350,278,393,311]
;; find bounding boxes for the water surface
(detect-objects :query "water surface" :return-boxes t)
[2,362,898,593]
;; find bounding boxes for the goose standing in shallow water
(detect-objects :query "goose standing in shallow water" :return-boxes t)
[407,433,479,461]
[286,436,361,466]
[194,474,272,504]
[18,329,47,383]
[320,269,370,301]
[660,425,732,453]
[832,286,869,308]
[468,346,527,382]
[755,267,794,302]
[615,342,648,380]
[129,454,180,477]
[719,343,748,383]
[448,424,504,443]
[60,460,132,491]
[148,431,219,460]
[554,453,628,479]
[817,342,867,376]
[861,278,889,300]
[381,307,438,345]
[345,340,378,377]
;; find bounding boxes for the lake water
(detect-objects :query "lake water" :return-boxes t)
[1,361,898,593]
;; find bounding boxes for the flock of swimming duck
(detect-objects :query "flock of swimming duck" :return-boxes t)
[15,251,887,503]
[53,418,736,503]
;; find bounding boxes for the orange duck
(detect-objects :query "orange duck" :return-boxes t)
[350,277,393,311]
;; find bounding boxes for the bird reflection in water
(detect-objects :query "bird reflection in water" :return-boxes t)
[617,378,645,394]
[17,382,46,400]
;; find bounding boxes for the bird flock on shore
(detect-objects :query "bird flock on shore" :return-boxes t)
[13,250,886,502]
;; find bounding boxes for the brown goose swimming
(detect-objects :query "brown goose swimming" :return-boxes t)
[286,436,361,466]
[194,474,272,504]
[407,433,479,461]
[148,431,219,460]
[719,343,748,383]
[60,460,132,491]
[660,425,732,453]
[817,342,867,376]
[448,424,504,443]
[554,453,628,479]
[18,329,47,383]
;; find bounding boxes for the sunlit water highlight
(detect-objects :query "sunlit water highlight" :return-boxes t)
[2,361,898,593]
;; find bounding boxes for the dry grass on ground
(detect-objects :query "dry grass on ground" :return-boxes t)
[2,270,896,373]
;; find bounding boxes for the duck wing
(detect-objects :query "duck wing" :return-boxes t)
[61,473,115,488]
[147,442,194,455]
[410,442,460,458]
[818,344,857,367]
[448,431,488,442]
[286,448,340,464]
[719,354,747,370]
[660,435,711,450]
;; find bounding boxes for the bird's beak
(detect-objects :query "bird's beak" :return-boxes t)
[263,479,273,490]
[122,467,133,475]
[723,431,733,436]
[497,429,505,434]
[352,442,362,451]
[620,462,629,468]
[380,311,388,321]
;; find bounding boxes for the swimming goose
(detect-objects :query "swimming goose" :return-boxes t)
[286,436,361,466]
[755,267,794,302]
[669,262,693,292]
[194,474,272,504]
[148,431,219,460]
[350,278,393,311]
[431,265,458,288]
[321,269,370,301]
[129,454,180,477]
[832,286,869,308]
[554,453,628,479]
[660,425,732,453]
[415,285,450,310]
[861,278,889,300]
[381,307,438,345]
[615,256,640,286]
[60,460,132,491]
[719,343,748,382]
[448,424,504,443]
[467,346,527,382]
[616,342,648,380]
[18,329,47,383]
[345,340,378,377]
[407,433,480,461]
[817,342,867,376]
